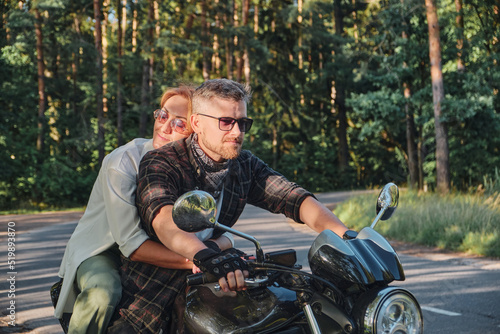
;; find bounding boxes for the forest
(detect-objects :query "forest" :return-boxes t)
[1,0,499,211]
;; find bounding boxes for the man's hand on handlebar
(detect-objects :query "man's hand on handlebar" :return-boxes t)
[193,247,249,293]
[218,269,249,293]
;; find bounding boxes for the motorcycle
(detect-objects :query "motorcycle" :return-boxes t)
[172,183,424,334]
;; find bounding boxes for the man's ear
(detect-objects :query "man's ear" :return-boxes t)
[190,114,201,133]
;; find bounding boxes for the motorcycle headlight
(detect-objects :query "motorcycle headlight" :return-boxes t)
[355,287,423,334]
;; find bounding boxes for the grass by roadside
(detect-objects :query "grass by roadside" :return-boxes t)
[335,190,500,258]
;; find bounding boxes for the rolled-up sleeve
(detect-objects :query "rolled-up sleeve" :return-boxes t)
[102,167,149,257]
[247,154,315,223]
[136,150,184,238]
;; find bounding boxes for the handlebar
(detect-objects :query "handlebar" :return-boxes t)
[186,250,298,287]
[186,272,218,286]
[186,272,270,288]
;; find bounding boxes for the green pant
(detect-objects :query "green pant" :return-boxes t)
[68,247,122,334]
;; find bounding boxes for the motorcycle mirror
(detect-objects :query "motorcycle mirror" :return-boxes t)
[173,190,267,262]
[376,183,399,220]
[172,190,217,232]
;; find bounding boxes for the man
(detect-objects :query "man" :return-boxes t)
[113,79,350,333]
[55,86,232,334]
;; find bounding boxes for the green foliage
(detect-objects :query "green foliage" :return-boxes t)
[35,156,96,206]
[1,0,500,210]
[336,189,500,258]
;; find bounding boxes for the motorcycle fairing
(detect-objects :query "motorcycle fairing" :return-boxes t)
[308,228,404,289]
[182,285,302,334]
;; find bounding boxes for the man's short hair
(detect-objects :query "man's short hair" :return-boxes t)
[193,79,252,114]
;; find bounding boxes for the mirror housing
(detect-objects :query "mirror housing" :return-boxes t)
[172,190,266,262]
[376,183,399,220]
[172,190,217,232]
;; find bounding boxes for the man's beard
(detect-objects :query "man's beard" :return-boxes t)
[200,134,243,160]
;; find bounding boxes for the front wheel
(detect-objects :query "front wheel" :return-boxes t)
[354,287,423,334]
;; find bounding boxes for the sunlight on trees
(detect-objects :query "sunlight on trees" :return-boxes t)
[1,0,499,210]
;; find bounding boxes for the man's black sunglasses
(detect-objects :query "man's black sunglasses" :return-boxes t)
[197,113,253,132]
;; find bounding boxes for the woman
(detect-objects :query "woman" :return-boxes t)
[54,86,232,334]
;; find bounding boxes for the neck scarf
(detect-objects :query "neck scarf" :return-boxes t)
[191,134,230,199]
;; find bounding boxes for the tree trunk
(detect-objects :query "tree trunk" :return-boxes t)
[425,0,450,194]
[272,126,279,170]
[455,0,465,72]
[240,0,250,83]
[72,52,78,117]
[72,15,82,125]
[139,61,150,137]
[116,0,124,146]
[150,1,158,104]
[418,127,425,190]
[3,9,10,42]
[212,0,221,76]
[70,50,79,163]
[102,0,109,120]
[34,8,46,153]
[336,92,349,171]
[333,0,349,171]
[351,0,359,43]
[94,0,105,164]
[298,0,303,70]
[225,1,234,79]
[234,1,242,82]
[401,1,420,189]
[154,1,160,38]
[243,43,250,84]
[49,26,59,81]
[139,0,154,137]
[404,85,420,189]
[201,1,210,80]
[178,0,195,77]
[253,2,259,36]
[121,0,127,48]
[132,0,138,53]
[249,1,260,84]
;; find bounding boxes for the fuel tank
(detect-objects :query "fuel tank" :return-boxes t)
[182,284,302,334]
[308,228,404,289]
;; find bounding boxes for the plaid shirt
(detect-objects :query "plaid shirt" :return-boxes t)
[116,135,314,333]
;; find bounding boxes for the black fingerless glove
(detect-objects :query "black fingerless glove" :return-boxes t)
[193,248,248,279]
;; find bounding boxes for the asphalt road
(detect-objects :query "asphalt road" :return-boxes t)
[1,190,499,333]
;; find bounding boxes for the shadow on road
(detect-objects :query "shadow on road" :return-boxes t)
[1,217,79,333]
